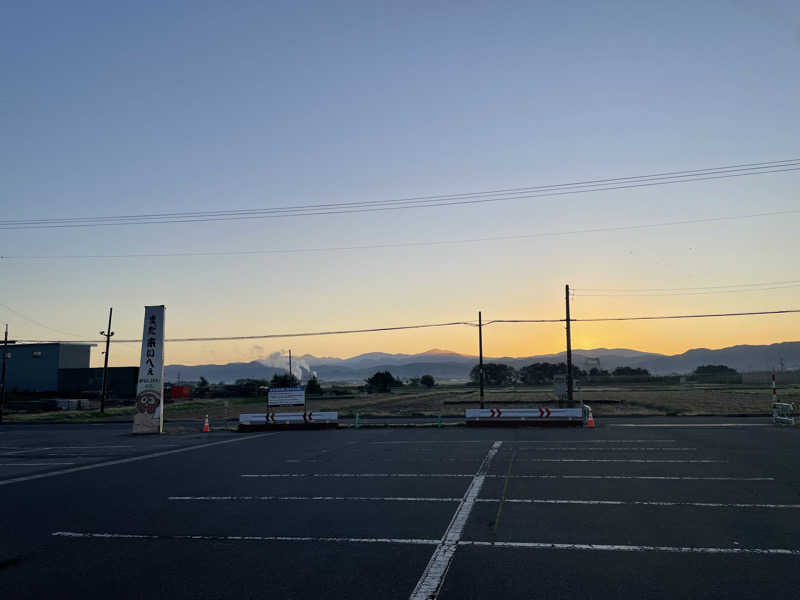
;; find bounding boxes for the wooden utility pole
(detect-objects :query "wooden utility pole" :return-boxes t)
[0,324,7,424]
[99,308,114,414]
[478,311,485,409]
[565,285,574,405]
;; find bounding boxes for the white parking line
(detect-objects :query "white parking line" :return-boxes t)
[50,531,800,557]
[612,424,771,428]
[372,441,489,444]
[475,499,800,509]
[3,447,53,455]
[169,496,461,502]
[0,462,77,466]
[458,540,800,555]
[0,433,279,487]
[372,440,679,444]
[241,473,474,478]
[240,472,769,481]
[509,447,697,451]
[522,459,725,463]
[493,474,774,481]
[514,440,677,444]
[410,441,502,600]
[52,531,439,545]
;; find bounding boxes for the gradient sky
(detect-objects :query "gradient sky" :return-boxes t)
[2,1,799,368]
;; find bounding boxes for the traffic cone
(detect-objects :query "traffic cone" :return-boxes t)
[586,411,596,428]
[203,415,210,433]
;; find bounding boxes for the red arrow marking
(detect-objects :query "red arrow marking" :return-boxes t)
[490,409,495,417]
[497,409,502,417]
[308,412,313,420]
[545,408,551,417]
[539,408,544,417]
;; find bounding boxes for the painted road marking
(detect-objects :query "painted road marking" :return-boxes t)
[522,459,725,463]
[508,447,697,451]
[241,473,770,481]
[372,440,677,444]
[1,445,136,455]
[0,462,77,466]
[612,424,772,428]
[52,532,439,545]
[242,473,474,478]
[169,496,461,502]
[475,499,800,509]
[489,474,774,481]
[458,540,800,555]
[272,457,720,464]
[0,433,280,487]
[513,440,678,444]
[2,447,53,455]
[41,533,800,556]
[372,441,489,444]
[410,440,502,600]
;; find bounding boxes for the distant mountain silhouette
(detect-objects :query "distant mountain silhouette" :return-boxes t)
[164,342,800,383]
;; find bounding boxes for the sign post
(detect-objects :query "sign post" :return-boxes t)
[133,305,166,434]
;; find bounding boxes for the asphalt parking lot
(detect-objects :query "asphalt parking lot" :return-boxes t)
[1,418,799,599]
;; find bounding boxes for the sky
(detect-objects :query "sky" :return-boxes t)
[1,1,799,368]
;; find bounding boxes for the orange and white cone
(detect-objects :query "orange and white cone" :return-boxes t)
[203,414,210,433]
[586,411,596,429]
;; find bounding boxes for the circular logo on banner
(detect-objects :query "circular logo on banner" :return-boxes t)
[136,390,161,414]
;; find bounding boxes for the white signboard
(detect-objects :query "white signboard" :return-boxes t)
[133,305,166,434]
[268,386,306,406]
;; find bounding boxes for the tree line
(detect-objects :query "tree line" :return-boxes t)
[467,362,652,386]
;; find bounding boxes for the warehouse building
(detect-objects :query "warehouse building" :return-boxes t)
[3,342,140,398]
[3,343,95,393]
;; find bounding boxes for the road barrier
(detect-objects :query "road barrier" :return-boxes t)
[238,411,339,431]
[465,407,585,427]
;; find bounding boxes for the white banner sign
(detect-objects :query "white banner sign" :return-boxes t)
[268,387,306,406]
[133,305,165,434]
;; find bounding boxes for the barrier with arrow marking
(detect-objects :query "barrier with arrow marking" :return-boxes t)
[465,407,584,425]
[238,411,339,429]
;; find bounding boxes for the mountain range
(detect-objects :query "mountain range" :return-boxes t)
[163,342,800,384]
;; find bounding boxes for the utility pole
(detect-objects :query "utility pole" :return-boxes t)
[478,311,485,409]
[99,308,114,414]
[0,324,7,424]
[288,349,293,382]
[565,285,574,406]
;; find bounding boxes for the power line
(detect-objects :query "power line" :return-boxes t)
[1,159,798,230]
[2,208,799,261]
[575,283,800,297]
[8,157,797,226]
[0,303,89,338]
[571,309,800,322]
[16,320,479,344]
[15,309,800,345]
[576,278,800,292]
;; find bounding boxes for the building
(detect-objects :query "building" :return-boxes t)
[2,342,143,399]
[59,366,139,399]
[3,343,95,393]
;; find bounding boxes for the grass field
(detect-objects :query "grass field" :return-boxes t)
[6,383,798,423]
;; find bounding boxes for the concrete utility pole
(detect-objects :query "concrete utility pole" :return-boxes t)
[0,324,7,424]
[99,308,114,414]
[565,285,574,406]
[478,311,485,409]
